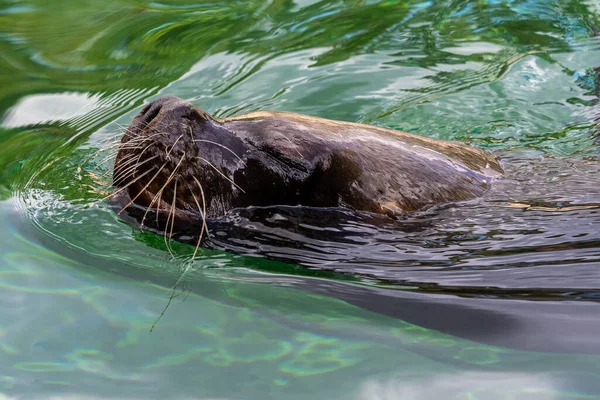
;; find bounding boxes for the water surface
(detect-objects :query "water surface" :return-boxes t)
[1,0,600,398]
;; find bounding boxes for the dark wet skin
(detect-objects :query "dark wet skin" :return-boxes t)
[113,95,503,236]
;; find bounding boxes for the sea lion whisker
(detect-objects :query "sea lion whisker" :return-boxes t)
[112,150,151,173]
[110,166,157,194]
[194,155,246,194]
[94,141,122,154]
[150,258,191,333]
[117,154,185,215]
[128,138,162,175]
[113,158,157,186]
[111,166,155,193]
[100,167,156,201]
[140,168,178,227]
[169,179,178,242]
[111,132,164,150]
[191,138,246,165]
[97,131,173,184]
[101,138,147,151]
[134,131,169,142]
[165,134,184,161]
[99,131,127,142]
[88,139,122,156]
[96,130,165,156]
[92,130,131,149]
[155,186,165,226]
[162,180,177,257]
[112,155,160,187]
[162,200,174,256]
[112,138,160,160]
[93,142,149,169]
[150,180,182,333]
[94,151,146,180]
[112,119,156,139]
[100,128,136,142]
[178,284,192,304]
[93,145,131,160]
[95,133,150,152]
[93,149,126,167]
[85,138,150,167]
[140,188,163,228]
[191,176,208,260]
[112,146,158,174]
[79,139,132,169]
[102,153,143,177]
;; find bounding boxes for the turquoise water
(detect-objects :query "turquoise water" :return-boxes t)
[2,0,600,398]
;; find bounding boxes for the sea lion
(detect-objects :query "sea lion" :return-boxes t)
[112,95,503,244]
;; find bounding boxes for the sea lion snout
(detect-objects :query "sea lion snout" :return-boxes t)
[138,96,181,127]
[130,96,210,139]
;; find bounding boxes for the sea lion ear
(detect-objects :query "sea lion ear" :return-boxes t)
[380,201,405,219]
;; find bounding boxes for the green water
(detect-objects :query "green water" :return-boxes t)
[2,0,600,398]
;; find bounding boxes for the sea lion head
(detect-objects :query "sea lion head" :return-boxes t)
[113,96,251,227]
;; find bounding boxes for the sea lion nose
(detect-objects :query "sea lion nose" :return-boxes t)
[138,95,186,127]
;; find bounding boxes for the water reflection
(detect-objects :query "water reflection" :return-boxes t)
[1,92,100,128]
